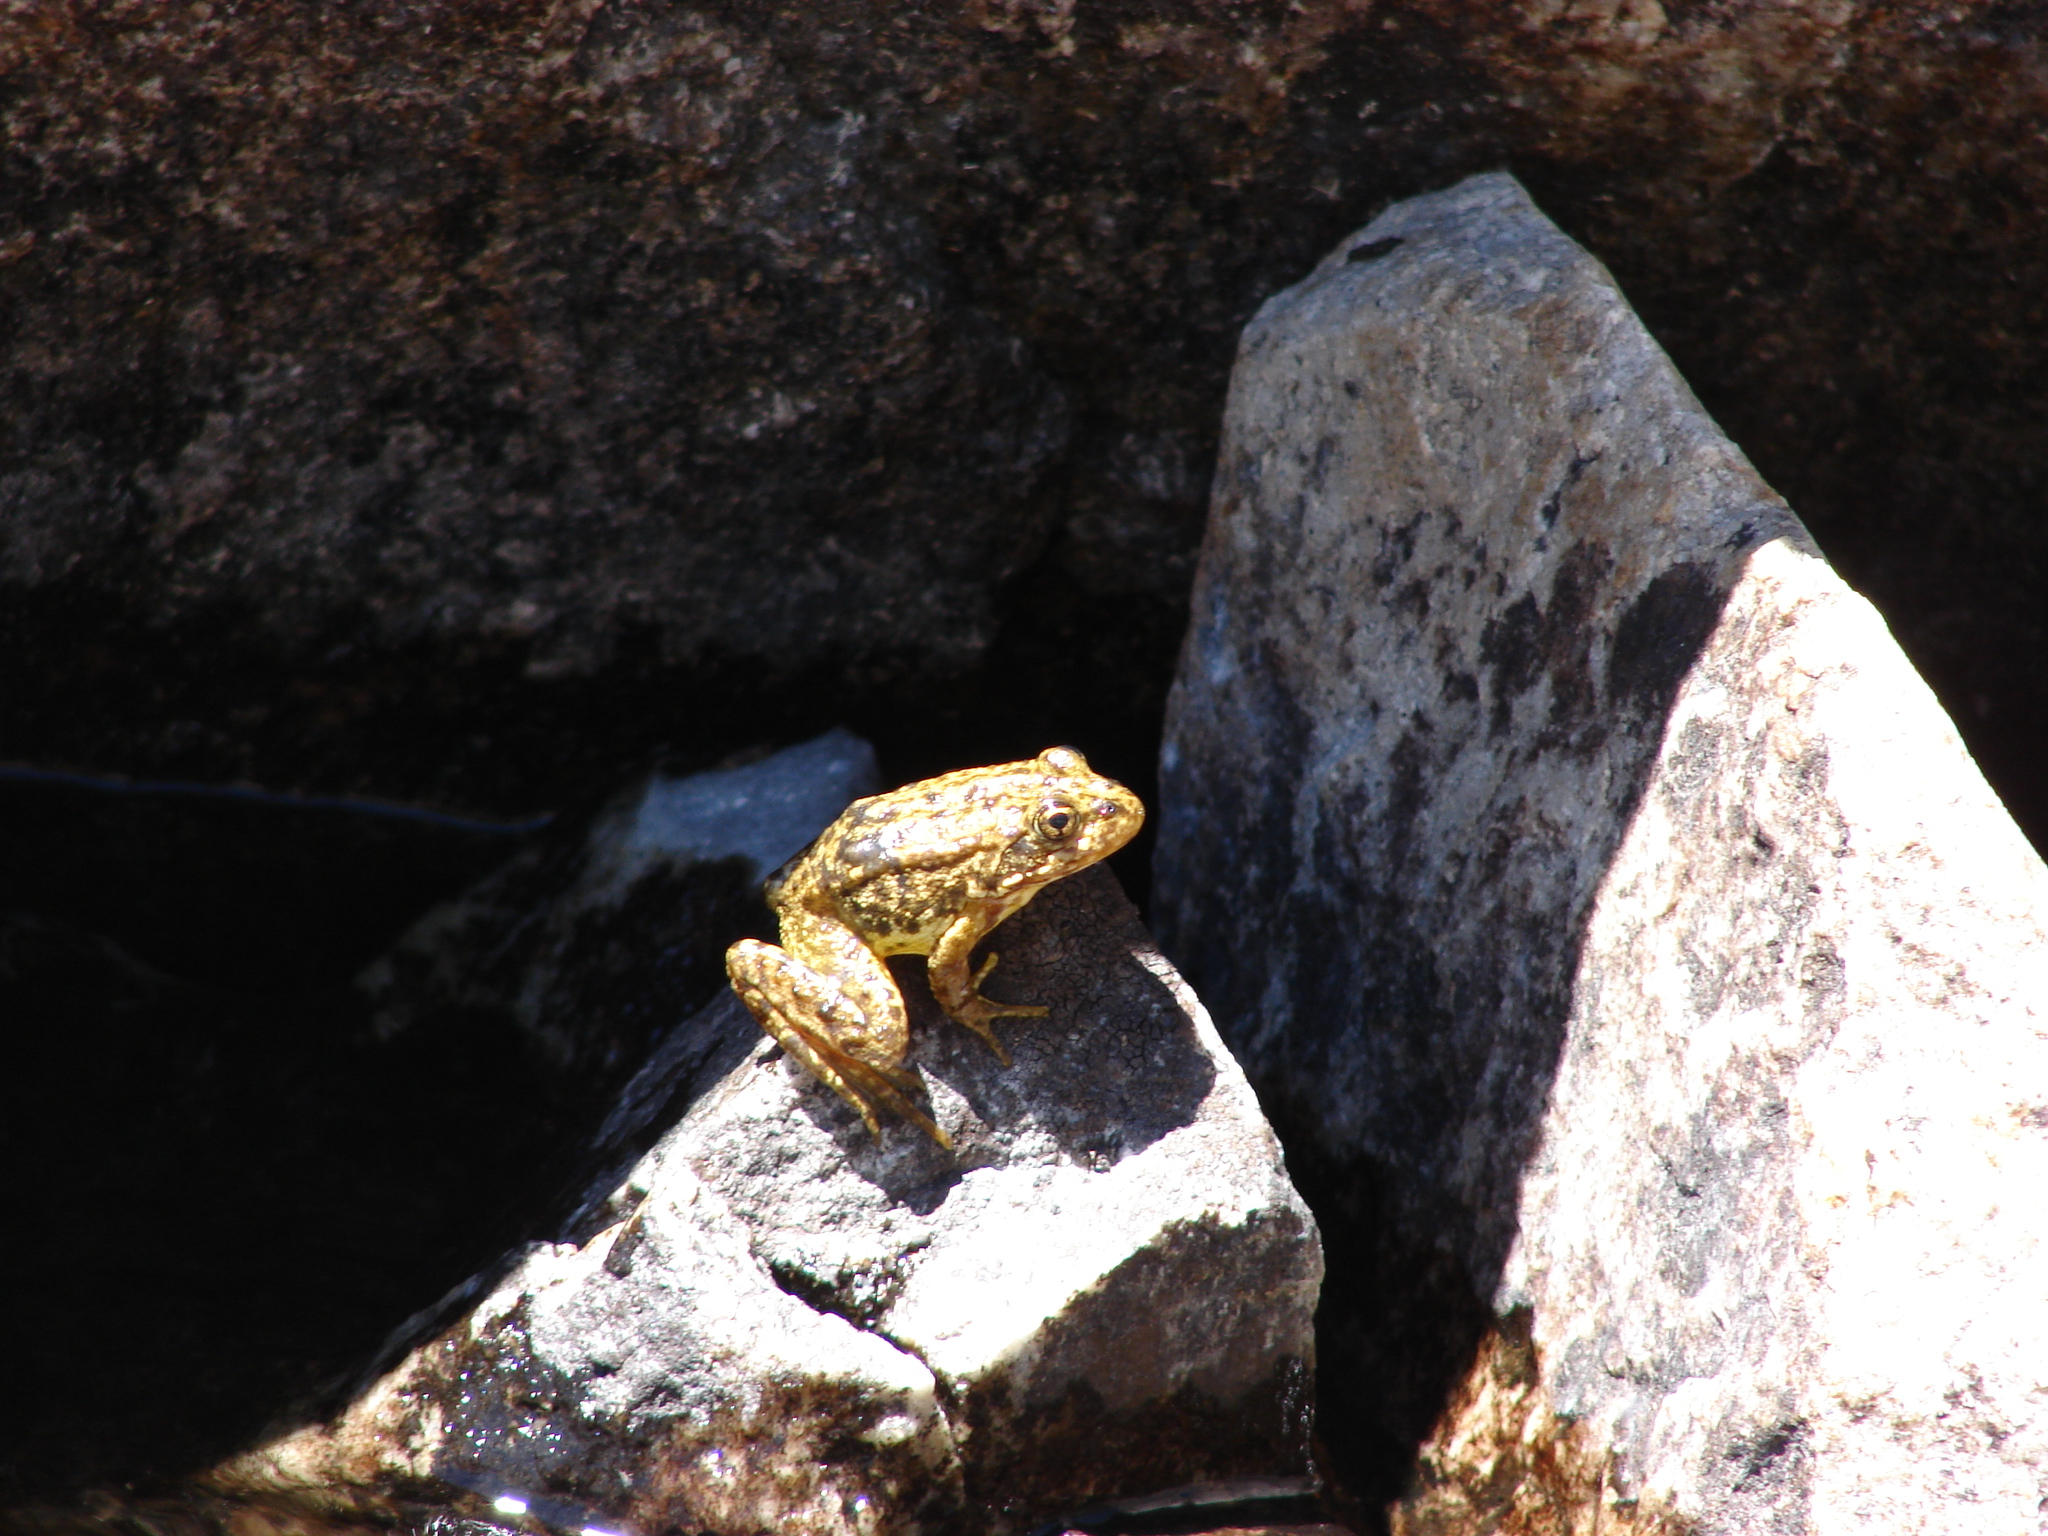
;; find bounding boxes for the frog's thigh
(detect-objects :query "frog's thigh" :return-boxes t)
[727,940,947,1145]
[725,939,910,1072]
[726,939,887,1125]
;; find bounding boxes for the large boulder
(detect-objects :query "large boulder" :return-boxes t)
[1156,172,2048,1533]
[0,5,2043,849]
[204,849,1320,1533]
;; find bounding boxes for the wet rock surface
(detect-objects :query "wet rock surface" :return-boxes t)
[1156,172,2048,1532]
[0,4,2043,855]
[206,864,1320,1536]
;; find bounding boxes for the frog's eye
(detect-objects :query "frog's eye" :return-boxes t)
[1035,801,1079,841]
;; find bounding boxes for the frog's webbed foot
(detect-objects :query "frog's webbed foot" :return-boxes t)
[726,939,951,1149]
[941,951,1046,1067]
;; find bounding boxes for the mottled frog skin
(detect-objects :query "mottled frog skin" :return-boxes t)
[725,747,1143,1146]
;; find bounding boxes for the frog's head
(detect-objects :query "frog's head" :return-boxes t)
[995,745,1145,888]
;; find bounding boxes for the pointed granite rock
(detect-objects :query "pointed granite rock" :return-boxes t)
[211,847,1319,1534]
[1155,171,2048,1534]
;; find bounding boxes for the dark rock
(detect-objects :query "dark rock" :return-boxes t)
[0,5,2042,856]
[1156,172,2048,1533]
[361,727,880,1085]
[0,764,536,990]
[0,734,866,1516]
[0,783,550,1510]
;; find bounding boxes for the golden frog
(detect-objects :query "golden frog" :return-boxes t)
[725,747,1144,1146]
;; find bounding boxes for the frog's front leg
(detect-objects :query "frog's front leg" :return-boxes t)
[725,924,949,1148]
[927,906,1046,1066]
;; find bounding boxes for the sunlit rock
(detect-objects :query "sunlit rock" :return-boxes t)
[1156,171,2048,1533]
[209,770,1319,1534]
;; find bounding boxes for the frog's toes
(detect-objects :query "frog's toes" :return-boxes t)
[949,1006,1027,1066]
[966,997,1048,1025]
[840,1061,953,1150]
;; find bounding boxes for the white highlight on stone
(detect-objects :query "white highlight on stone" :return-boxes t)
[1160,167,2048,1535]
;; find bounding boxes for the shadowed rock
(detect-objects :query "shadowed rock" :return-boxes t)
[3,6,2046,850]
[1156,171,2048,1533]
[0,735,872,1521]
[360,728,882,1085]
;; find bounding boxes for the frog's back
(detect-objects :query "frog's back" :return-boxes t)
[769,749,1140,950]
[831,770,1036,878]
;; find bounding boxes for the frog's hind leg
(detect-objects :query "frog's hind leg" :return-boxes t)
[837,1057,949,1148]
[771,1017,949,1148]
[725,939,951,1148]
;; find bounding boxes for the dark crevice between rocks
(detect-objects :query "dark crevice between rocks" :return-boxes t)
[0,580,873,820]
[0,764,544,991]
[1256,1117,1488,1536]
[0,936,575,1503]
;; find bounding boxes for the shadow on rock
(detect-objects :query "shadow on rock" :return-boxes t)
[790,867,1219,1196]
[1153,173,1792,1512]
[183,861,1318,1536]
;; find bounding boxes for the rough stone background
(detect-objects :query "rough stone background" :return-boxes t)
[1,1,2044,857]
[1154,172,2048,1533]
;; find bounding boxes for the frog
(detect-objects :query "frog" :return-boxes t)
[725,746,1144,1148]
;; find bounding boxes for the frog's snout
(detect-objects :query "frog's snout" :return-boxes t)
[1080,787,1144,858]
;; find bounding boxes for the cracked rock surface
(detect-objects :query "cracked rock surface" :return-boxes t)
[210,864,1319,1536]
[1156,172,2048,1534]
